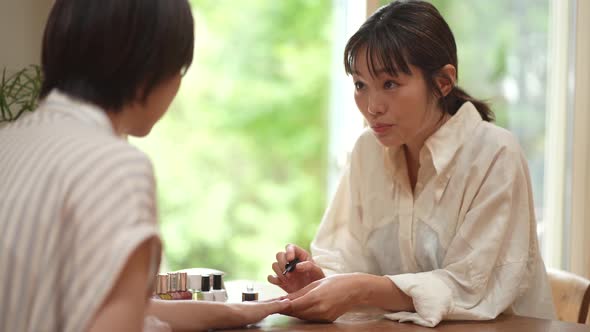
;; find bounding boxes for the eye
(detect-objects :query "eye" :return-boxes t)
[354,81,365,90]
[384,80,398,89]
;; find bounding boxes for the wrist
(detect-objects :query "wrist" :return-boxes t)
[348,273,373,305]
[350,274,406,309]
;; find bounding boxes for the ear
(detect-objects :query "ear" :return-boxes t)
[435,64,456,97]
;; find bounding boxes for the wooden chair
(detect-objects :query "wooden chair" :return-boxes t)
[547,268,590,324]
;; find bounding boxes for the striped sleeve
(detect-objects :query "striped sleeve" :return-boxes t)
[60,141,161,332]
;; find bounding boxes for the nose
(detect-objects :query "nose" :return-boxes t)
[367,93,386,116]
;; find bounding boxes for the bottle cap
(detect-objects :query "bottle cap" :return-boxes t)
[213,273,223,290]
[188,274,201,290]
[201,274,210,292]
[156,274,168,294]
[179,272,188,291]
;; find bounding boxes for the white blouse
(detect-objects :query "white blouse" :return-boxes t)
[311,102,556,327]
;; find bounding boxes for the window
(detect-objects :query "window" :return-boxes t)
[132,1,332,280]
[134,0,588,279]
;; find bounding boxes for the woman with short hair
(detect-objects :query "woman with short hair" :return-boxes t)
[0,0,288,331]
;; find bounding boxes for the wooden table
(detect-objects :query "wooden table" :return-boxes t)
[224,280,590,332]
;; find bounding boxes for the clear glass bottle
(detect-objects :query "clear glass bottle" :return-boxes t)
[242,284,258,302]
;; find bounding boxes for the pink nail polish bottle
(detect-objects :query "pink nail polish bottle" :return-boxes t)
[167,272,183,300]
[178,272,193,300]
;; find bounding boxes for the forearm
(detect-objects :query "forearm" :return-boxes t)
[354,273,414,312]
[146,299,236,332]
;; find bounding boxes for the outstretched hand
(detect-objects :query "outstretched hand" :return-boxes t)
[225,299,291,327]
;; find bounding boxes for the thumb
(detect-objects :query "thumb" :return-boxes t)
[260,299,291,314]
[294,260,320,274]
[286,281,317,300]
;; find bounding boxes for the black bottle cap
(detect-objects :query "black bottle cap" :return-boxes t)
[213,273,223,290]
[201,274,210,292]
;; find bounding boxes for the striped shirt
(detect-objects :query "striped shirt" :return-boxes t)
[0,90,161,332]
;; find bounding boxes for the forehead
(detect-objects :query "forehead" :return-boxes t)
[351,45,413,78]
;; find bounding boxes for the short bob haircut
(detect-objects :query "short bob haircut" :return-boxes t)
[40,0,194,112]
[344,0,493,122]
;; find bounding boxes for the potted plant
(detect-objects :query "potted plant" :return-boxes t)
[0,65,42,125]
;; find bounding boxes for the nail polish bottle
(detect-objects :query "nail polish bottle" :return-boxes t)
[154,274,172,300]
[212,273,227,302]
[151,275,158,299]
[168,272,182,300]
[242,284,258,302]
[177,272,193,300]
[188,274,203,300]
[200,274,215,301]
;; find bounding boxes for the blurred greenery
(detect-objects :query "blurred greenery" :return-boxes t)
[132,0,332,281]
[133,0,550,281]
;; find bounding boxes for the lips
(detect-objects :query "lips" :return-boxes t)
[370,123,393,134]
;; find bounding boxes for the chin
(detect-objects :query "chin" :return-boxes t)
[128,127,153,137]
[375,135,402,149]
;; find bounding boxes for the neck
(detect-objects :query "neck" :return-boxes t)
[403,112,451,191]
[106,112,126,136]
[106,104,136,137]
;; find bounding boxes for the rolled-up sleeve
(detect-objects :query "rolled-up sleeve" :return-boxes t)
[385,147,536,327]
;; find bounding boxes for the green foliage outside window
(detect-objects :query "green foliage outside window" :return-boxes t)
[133,0,550,281]
[132,0,332,280]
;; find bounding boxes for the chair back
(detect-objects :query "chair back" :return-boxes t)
[547,268,590,324]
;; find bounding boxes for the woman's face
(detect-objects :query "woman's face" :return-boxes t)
[352,49,441,149]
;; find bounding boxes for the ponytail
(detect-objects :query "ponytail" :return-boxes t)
[442,86,494,122]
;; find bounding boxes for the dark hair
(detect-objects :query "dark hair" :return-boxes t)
[40,0,194,112]
[344,0,493,122]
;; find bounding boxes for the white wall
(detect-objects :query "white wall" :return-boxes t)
[0,0,53,70]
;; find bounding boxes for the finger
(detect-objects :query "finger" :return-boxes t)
[290,294,316,313]
[256,298,291,309]
[285,244,311,262]
[275,251,288,272]
[267,274,283,286]
[289,295,334,323]
[286,281,318,301]
[260,295,288,303]
[271,262,287,282]
[294,260,319,273]
[257,299,291,315]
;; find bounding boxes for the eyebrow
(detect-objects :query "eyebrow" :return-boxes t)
[352,68,400,77]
